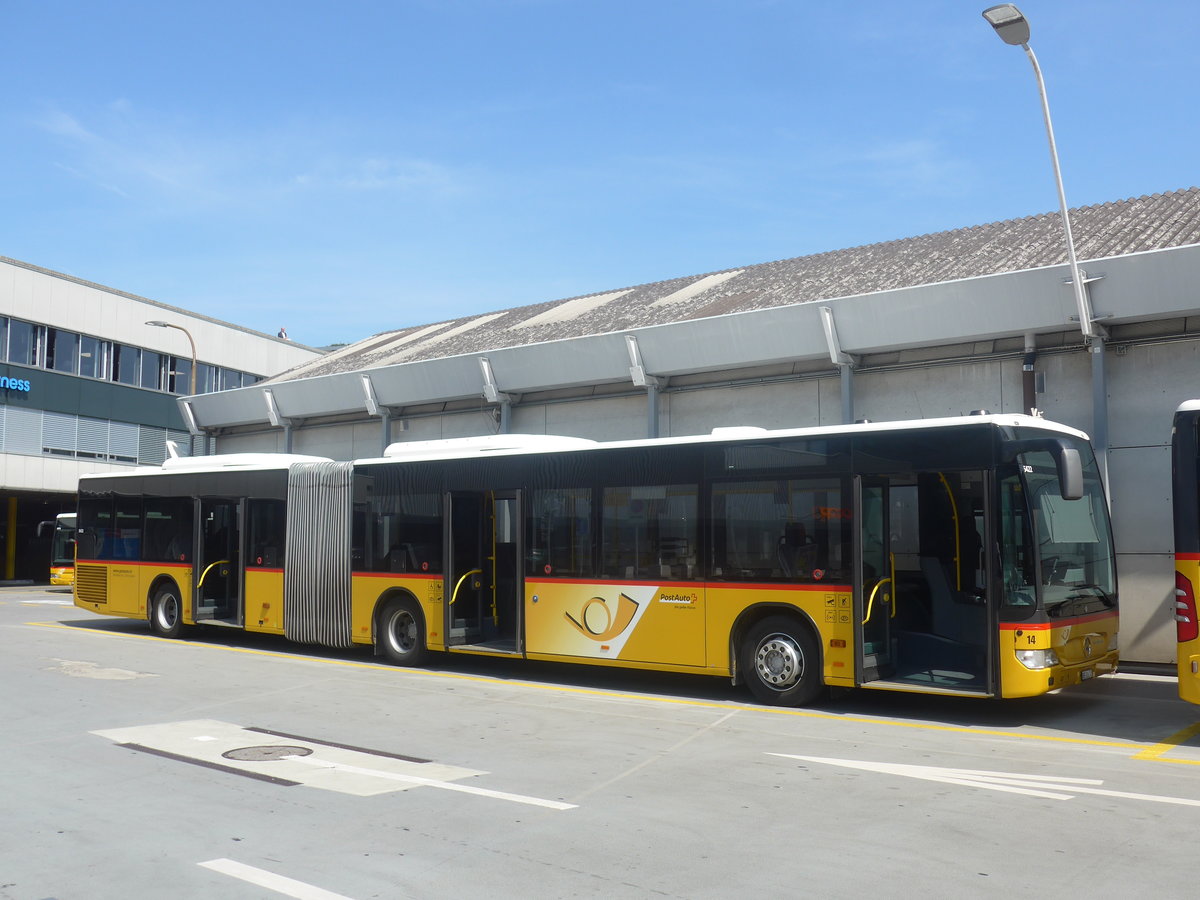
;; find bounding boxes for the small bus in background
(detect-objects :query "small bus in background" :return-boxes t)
[38,512,77,586]
[71,413,1118,707]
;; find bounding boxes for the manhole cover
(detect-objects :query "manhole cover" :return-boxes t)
[222,745,313,762]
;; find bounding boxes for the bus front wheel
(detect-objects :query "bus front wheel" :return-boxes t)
[741,615,824,706]
[150,584,185,639]
[378,598,429,666]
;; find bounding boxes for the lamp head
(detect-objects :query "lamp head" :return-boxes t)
[145,319,169,327]
[982,4,1030,46]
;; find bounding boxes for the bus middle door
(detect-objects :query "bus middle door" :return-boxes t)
[195,499,244,625]
[446,491,522,654]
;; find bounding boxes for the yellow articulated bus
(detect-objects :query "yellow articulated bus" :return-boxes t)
[74,413,1118,706]
[1171,400,1200,704]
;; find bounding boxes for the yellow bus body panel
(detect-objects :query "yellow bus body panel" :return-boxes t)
[999,612,1119,698]
[50,566,75,587]
[525,579,706,668]
[1176,558,1200,704]
[244,569,284,634]
[525,579,853,681]
[73,562,191,623]
[351,573,445,650]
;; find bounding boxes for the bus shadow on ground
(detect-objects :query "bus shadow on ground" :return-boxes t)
[50,615,1194,747]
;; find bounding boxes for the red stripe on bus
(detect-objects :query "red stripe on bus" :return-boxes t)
[1178,553,1200,561]
[352,571,442,580]
[526,578,852,592]
[999,611,1118,631]
[76,559,191,569]
[245,567,284,574]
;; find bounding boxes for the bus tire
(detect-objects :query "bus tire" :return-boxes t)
[740,615,824,706]
[150,584,185,639]
[378,598,429,666]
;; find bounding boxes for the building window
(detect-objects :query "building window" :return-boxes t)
[0,317,7,362]
[113,344,140,386]
[140,350,163,390]
[79,335,108,379]
[168,356,193,394]
[47,328,80,374]
[7,320,43,367]
[195,363,217,393]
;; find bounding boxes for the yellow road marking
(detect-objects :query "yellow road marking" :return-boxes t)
[1131,722,1200,766]
[28,620,1199,760]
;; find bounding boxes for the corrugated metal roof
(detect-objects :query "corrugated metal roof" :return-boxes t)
[268,187,1200,383]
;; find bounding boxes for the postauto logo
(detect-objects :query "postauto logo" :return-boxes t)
[0,376,32,393]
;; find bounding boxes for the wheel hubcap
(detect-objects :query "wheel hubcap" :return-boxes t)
[754,633,803,690]
[388,610,416,653]
[158,595,178,629]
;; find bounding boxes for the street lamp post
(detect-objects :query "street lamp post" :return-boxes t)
[982,4,1099,341]
[145,320,197,395]
[982,3,1108,484]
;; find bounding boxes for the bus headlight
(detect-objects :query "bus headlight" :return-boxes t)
[1016,648,1060,670]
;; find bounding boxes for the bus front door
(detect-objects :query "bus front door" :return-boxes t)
[446,491,522,654]
[195,499,243,625]
[855,472,992,695]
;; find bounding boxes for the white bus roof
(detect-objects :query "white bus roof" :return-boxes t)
[353,412,1089,467]
[76,414,1088,482]
[79,453,333,482]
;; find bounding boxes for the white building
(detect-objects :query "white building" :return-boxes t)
[0,256,321,582]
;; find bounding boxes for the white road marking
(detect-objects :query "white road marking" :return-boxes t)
[92,719,574,809]
[199,858,355,900]
[47,658,157,680]
[772,754,1200,806]
[281,752,576,809]
[22,599,74,605]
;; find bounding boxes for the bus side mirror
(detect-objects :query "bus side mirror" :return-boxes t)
[1058,448,1083,501]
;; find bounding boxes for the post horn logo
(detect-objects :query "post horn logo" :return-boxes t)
[565,593,640,642]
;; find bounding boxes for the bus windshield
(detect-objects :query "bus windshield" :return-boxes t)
[51,514,77,566]
[1024,447,1115,617]
[999,443,1116,621]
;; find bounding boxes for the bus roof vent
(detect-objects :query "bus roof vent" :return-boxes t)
[970,409,992,416]
[855,418,872,424]
[161,453,332,471]
[710,426,769,437]
[382,434,597,459]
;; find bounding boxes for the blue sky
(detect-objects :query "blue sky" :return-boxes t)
[2,1,1196,347]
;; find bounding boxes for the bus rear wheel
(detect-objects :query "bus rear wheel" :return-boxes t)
[150,584,185,639]
[741,615,823,706]
[378,598,429,666]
